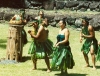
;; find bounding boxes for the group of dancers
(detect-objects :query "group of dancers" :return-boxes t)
[9,9,100,76]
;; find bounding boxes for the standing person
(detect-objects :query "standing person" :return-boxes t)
[28,20,39,70]
[35,10,48,25]
[28,20,53,73]
[51,19,75,75]
[80,17,98,70]
[35,10,49,26]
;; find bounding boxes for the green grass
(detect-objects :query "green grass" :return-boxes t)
[0,22,100,76]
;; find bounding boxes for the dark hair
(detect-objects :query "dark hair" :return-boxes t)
[82,17,89,25]
[60,19,66,26]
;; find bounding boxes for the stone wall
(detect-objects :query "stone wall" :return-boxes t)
[0,0,100,12]
[0,0,100,30]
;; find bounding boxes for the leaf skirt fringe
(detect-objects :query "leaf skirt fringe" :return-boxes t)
[51,45,75,70]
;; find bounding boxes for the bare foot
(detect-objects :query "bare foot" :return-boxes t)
[32,68,37,70]
[92,67,96,70]
[47,69,51,73]
[84,65,90,68]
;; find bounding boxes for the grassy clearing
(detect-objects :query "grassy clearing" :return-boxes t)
[0,22,100,76]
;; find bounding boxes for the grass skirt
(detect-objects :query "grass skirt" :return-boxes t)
[51,45,75,70]
[81,38,98,54]
[96,45,100,61]
[28,39,53,59]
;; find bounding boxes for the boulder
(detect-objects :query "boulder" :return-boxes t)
[56,1,65,9]
[0,12,5,20]
[4,13,15,21]
[54,14,67,22]
[76,1,84,9]
[75,18,82,28]
[89,2,100,10]
[66,1,79,8]
[43,0,54,10]
[66,17,76,26]
[89,14,100,30]
[83,1,91,8]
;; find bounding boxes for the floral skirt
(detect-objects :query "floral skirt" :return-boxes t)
[28,39,53,59]
[51,45,75,70]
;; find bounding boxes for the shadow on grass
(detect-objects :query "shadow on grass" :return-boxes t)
[96,66,100,69]
[35,68,87,76]
[37,69,87,76]
[21,56,31,62]
[0,39,7,43]
[55,73,87,76]
[67,73,87,76]
[37,68,47,71]
[0,44,6,49]
[89,65,100,69]
[37,68,60,71]
[0,39,7,49]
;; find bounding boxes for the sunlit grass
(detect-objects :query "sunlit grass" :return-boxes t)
[0,21,100,76]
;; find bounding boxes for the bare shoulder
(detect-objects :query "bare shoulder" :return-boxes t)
[64,28,69,32]
[88,25,94,30]
[64,28,70,35]
[38,25,44,31]
[40,25,44,28]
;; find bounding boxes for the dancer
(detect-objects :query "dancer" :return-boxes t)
[35,10,46,24]
[80,17,98,70]
[28,20,53,72]
[51,19,75,75]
